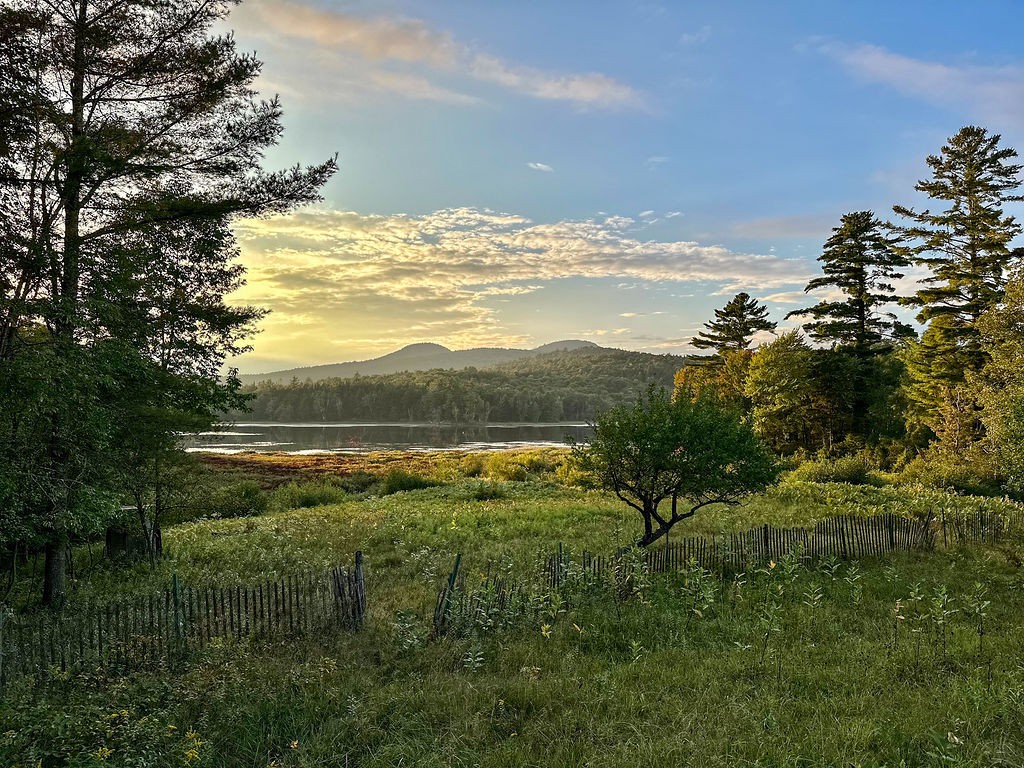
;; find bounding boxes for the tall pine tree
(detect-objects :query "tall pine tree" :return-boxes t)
[691,292,776,354]
[787,210,914,353]
[893,126,1024,374]
[893,127,1024,447]
[0,0,336,605]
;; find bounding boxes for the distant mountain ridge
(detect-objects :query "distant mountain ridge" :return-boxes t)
[239,339,600,385]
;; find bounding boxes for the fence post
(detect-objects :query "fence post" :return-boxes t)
[354,551,366,626]
[171,573,184,662]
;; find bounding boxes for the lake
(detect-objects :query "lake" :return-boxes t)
[184,422,593,453]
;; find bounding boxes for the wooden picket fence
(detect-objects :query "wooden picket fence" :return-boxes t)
[542,508,1012,587]
[0,553,365,692]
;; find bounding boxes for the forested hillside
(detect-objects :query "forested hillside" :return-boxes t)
[239,347,695,423]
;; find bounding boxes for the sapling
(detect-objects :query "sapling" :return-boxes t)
[930,586,957,657]
[682,560,718,629]
[965,582,990,657]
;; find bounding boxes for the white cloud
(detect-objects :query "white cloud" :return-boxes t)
[638,210,655,218]
[230,1,643,109]
[820,41,1024,127]
[527,162,554,172]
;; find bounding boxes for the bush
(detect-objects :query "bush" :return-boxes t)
[469,481,507,501]
[200,480,269,519]
[459,454,485,478]
[271,478,347,510]
[896,454,1005,497]
[484,452,529,481]
[380,468,435,494]
[787,456,875,485]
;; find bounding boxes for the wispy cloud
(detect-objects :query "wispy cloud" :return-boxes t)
[527,162,554,172]
[819,41,1024,127]
[231,0,643,109]
[679,25,711,46]
[231,207,812,366]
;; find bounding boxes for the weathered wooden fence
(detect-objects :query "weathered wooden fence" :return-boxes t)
[0,553,365,691]
[541,508,1014,587]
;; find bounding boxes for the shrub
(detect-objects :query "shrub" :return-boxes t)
[484,453,530,482]
[459,454,485,478]
[469,481,507,501]
[787,456,875,485]
[201,480,269,519]
[271,478,347,510]
[380,468,435,494]
[896,455,1005,497]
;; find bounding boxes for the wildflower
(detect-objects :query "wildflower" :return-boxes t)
[541,623,552,638]
[290,740,299,749]
[769,560,776,570]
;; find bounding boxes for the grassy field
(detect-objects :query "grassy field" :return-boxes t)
[4,452,1024,767]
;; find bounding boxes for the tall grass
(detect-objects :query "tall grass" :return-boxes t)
[4,477,1024,766]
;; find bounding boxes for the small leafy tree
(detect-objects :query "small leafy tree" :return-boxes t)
[691,292,777,354]
[572,387,777,547]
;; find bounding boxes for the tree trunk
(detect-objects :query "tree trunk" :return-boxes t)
[42,533,68,608]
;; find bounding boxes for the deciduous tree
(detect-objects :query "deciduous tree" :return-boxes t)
[572,386,777,547]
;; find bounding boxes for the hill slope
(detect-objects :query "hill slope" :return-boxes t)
[239,340,599,385]
[238,346,692,423]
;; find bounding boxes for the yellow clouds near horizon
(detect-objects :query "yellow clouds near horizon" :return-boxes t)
[229,207,812,372]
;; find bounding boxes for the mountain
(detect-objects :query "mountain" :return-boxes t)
[239,339,600,385]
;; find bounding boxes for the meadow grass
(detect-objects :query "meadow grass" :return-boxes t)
[4,463,1024,766]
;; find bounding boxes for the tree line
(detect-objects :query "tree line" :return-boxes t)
[240,348,689,423]
[677,126,1024,495]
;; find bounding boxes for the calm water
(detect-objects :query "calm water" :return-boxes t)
[184,422,593,453]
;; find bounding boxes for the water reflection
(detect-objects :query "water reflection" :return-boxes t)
[183,422,592,453]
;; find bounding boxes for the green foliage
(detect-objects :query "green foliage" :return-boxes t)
[787,456,876,485]
[270,478,348,510]
[575,386,778,546]
[787,210,914,351]
[896,454,1006,498]
[380,468,436,495]
[202,480,270,519]
[976,270,1024,494]
[240,347,689,423]
[690,292,777,353]
[893,126,1023,367]
[5,482,1024,765]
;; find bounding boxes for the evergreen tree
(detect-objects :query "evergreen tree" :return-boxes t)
[893,125,1024,375]
[0,0,335,604]
[691,292,777,353]
[892,126,1024,446]
[787,211,914,352]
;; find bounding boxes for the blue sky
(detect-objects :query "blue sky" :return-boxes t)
[225,0,1024,372]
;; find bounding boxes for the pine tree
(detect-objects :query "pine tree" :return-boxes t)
[0,0,336,605]
[893,125,1024,376]
[892,126,1024,447]
[787,210,915,353]
[691,292,776,353]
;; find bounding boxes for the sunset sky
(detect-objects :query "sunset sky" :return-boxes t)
[224,0,1024,373]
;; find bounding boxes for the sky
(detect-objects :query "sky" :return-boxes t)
[223,0,1024,373]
